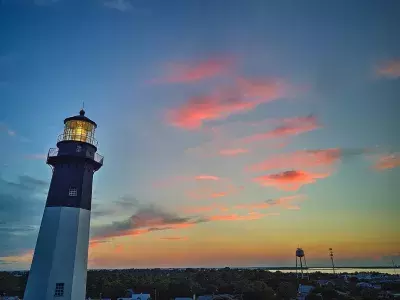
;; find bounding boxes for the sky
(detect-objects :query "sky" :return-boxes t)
[0,0,399,271]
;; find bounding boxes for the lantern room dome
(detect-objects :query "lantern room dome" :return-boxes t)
[64,109,97,128]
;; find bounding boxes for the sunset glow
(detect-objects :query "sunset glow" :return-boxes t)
[0,0,399,271]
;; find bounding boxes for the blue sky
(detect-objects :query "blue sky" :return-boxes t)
[0,0,399,270]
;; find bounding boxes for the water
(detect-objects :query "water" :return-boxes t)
[267,267,398,275]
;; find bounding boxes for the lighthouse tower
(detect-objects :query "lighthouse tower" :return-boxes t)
[24,109,103,300]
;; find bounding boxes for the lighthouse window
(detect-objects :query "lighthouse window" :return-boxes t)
[76,145,82,152]
[68,187,78,197]
[54,282,64,297]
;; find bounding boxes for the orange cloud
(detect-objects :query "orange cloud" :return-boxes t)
[89,240,108,250]
[377,60,400,78]
[219,148,249,156]
[187,184,243,200]
[0,250,33,264]
[374,153,400,170]
[195,175,220,181]
[211,192,227,198]
[159,236,188,241]
[167,78,287,129]
[155,57,233,84]
[243,115,320,143]
[248,148,341,172]
[254,170,330,191]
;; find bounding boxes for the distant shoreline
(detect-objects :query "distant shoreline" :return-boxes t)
[4,266,399,272]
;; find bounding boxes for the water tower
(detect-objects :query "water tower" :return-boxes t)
[296,248,308,279]
[24,109,104,300]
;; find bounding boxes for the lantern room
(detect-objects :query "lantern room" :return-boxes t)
[58,109,98,147]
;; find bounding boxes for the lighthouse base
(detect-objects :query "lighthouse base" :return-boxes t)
[24,207,91,300]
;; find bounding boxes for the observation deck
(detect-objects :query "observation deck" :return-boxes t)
[47,147,104,171]
[57,133,98,147]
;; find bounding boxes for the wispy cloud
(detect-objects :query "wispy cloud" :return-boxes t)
[0,249,33,267]
[195,175,220,181]
[374,153,400,170]
[103,0,133,12]
[0,175,47,259]
[0,122,30,143]
[254,170,330,191]
[24,154,47,160]
[89,240,109,250]
[167,77,287,129]
[219,148,249,156]
[91,204,206,241]
[234,195,306,211]
[266,194,306,209]
[0,123,16,137]
[243,115,320,143]
[209,212,279,221]
[377,59,400,78]
[247,148,366,172]
[153,57,233,84]
[183,203,228,214]
[114,195,140,209]
[187,185,243,200]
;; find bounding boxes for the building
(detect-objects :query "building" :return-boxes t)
[297,284,314,300]
[23,109,104,300]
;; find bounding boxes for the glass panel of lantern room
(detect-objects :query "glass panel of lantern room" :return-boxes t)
[63,120,95,143]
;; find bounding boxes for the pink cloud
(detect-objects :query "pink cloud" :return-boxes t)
[167,77,287,129]
[195,175,220,181]
[154,57,233,84]
[248,148,341,172]
[219,148,249,156]
[243,115,321,143]
[374,153,400,170]
[377,60,400,78]
[254,170,330,191]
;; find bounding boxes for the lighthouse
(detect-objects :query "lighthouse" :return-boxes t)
[24,109,103,300]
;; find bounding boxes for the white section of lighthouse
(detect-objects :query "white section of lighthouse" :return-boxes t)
[24,110,103,300]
